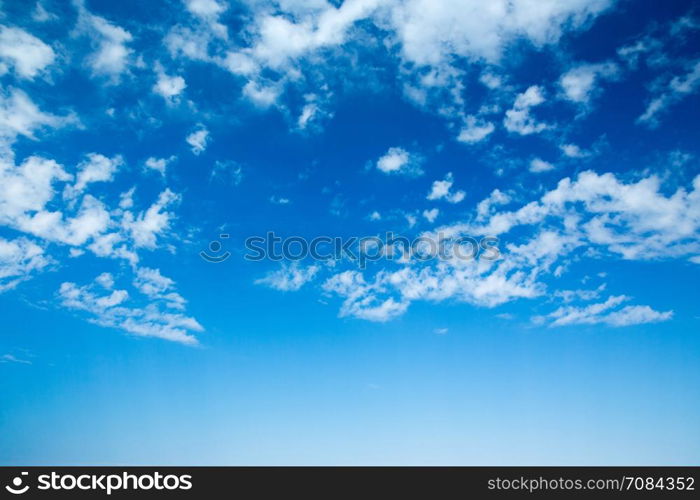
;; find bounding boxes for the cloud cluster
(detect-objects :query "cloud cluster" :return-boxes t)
[320,168,699,322]
[59,271,203,345]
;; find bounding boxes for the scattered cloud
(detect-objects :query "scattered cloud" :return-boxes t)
[559,61,619,104]
[255,263,319,291]
[427,172,465,203]
[638,59,700,127]
[0,26,55,79]
[186,125,210,154]
[0,353,31,364]
[423,208,439,222]
[457,115,495,144]
[529,158,555,173]
[145,155,176,176]
[376,147,423,176]
[0,236,52,292]
[153,66,187,101]
[59,272,202,345]
[504,85,550,135]
[541,295,673,327]
[74,0,133,80]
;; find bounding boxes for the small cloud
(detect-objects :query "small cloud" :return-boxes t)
[504,85,550,135]
[95,272,114,289]
[145,155,176,176]
[544,295,673,327]
[422,208,439,222]
[153,65,186,101]
[559,62,619,104]
[243,80,280,108]
[529,158,555,173]
[255,263,319,291]
[560,143,589,158]
[32,1,58,22]
[186,125,210,155]
[211,160,243,185]
[0,26,55,79]
[0,354,31,365]
[269,195,290,205]
[457,115,495,144]
[433,327,448,335]
[376,147,423,176]
[427,172,465,203]
[75,1,133,80]
[479,71,502,89]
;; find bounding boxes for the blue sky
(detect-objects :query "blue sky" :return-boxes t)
[1,0,699,465]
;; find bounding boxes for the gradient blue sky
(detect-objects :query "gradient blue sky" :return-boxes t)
[1,0,699,465]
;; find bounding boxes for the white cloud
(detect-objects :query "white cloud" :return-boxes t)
[122,189,180,249]
[75,0,133,79]
[529,158,555,173]
[211,160,243,185]
[59,273,203,345]
[376,147,423,176]
[153,67,187,100]
[322,260,539,321]
[133,267,186,310]
[427,172,465,203]
[184,0,229,39]
[297,102,318,129]
[469,170,700,261]
[32,2,57,23]
[95,272,114,289]
[64,153,123,198]
[617,36,664,69]
[255,262,319,291]
[186,125,210,154]
[457,115,495,144]
[479,72,502,89]
[166,0,612,120]
[503,85,550,135]
[322,270,409,322]
[560,143,589,158]
[559,61,619,103]
[0,148,175,263]
[638,59,700,127]
[318,168,700,324]
[145,156,176,176]
[476,188,511,219]
[543,295,673,327]
[0,88,68,148]
[0,353,32,364]
[386,0,611,66]
[0,26,55,78]
[242,80,281,108]
[296,94,331,131]
[422,208,439,222]
[269,195,290,205]
[604,305,674,326]
[0,155,71,226]
[0,236,52,292]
